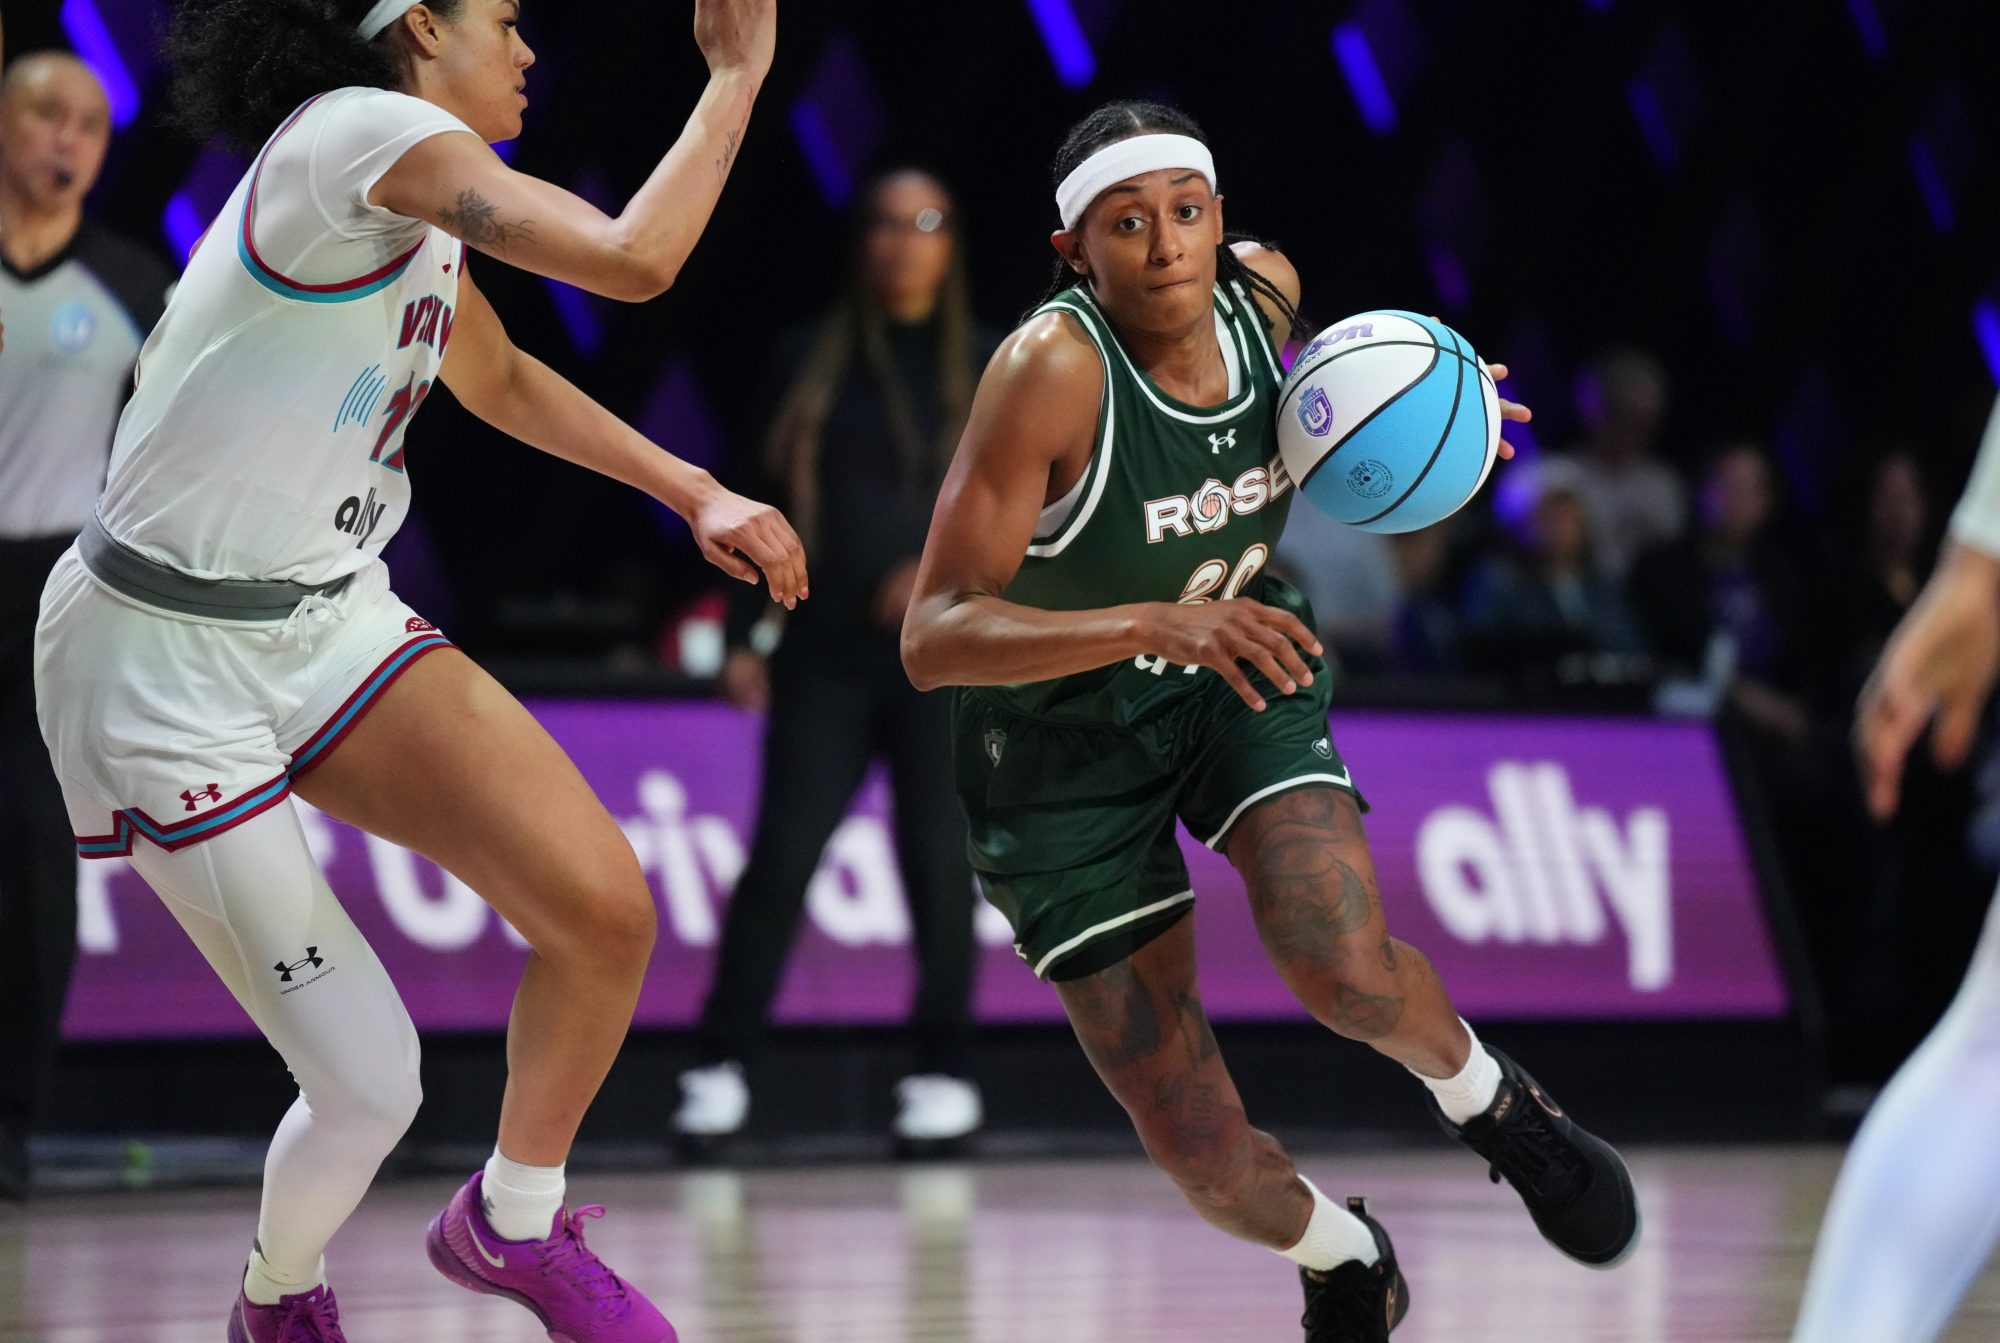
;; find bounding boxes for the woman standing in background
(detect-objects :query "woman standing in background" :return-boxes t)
[676,169,1000,1155]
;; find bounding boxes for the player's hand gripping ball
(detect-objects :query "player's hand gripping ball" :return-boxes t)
[1277,310,1502,534]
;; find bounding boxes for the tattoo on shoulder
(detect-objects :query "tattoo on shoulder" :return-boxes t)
[437,188,538,254]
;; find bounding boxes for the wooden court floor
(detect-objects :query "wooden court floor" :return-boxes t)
[3,1146,1996,1342]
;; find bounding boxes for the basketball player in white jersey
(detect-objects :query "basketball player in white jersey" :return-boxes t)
[1791,395,2000,1341]
[34,3,795,1341]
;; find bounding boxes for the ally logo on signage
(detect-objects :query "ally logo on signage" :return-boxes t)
[1414,762,1669,991]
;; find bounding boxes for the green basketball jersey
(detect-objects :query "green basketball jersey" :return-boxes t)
[980,279,1303,727]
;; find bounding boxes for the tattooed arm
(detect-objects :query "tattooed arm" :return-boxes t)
[370,0,774,301]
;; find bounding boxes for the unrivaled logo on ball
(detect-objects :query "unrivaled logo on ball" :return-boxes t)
[1298,386,1334,438]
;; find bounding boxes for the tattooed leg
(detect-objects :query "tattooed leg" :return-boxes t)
[1228,787,1470,1077]
[1056,918,1313,1248]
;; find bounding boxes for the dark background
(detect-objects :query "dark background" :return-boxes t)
[9,0,1999,657]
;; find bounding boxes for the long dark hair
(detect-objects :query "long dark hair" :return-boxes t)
[168,0,466,154]
[1031,100,1310,342]
[763,169,978,548]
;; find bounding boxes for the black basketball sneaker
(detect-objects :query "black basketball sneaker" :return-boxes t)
[1298,1197,1408,1342]
[1435,1046,1640,1267]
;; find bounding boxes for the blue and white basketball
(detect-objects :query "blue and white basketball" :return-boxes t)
[1276,310,1501,534]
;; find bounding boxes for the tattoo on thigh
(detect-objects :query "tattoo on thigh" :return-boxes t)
[1242,799,1382,963]
[438,189,539,254]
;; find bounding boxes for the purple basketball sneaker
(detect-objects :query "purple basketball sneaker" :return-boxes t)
[426,1171,676,1343]
[226,1283,347,1342]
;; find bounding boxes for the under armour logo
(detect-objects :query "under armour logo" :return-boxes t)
[1208,429,1237,454]
[181,784,223,812]
[274,948,325,983]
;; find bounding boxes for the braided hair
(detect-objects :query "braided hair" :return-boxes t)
[168,0,466,154]
[1030,100,1310,342]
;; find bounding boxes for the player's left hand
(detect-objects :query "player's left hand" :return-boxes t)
[691,489,809,609]
[1484,361,1530,462]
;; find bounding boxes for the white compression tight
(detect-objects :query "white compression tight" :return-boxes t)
[128,803,421,1283]
[1792,888,2000,1342]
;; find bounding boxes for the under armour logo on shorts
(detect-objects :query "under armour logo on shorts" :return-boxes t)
[181,783,223,811]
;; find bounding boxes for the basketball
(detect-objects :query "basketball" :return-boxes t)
[1276,310,1501,534]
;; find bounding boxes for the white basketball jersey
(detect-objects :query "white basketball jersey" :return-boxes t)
[98,87,475,585]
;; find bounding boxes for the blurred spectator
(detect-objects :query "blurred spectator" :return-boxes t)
[0,52,170,1201]
[1559,349,1687,576]
[1629,440,1811,739]
[1273,502,1400,675]
[1460,458,1644,677]
[1387,525,1466,674]
[675,169,1001,1157]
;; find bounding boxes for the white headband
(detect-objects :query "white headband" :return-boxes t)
[1055,133,1217,231]
[358,1,417,40]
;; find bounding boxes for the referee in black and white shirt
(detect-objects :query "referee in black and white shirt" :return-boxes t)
[0,50,170,1200]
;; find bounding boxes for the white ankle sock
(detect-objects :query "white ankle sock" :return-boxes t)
[1279,1177,1381,1271]
[481,1149,567,1242]
[244,1245,325,1306]
[1413,1019,1503,1125]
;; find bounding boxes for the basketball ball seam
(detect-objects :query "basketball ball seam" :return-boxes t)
[1352,325,1471,527]
[1290,340,1444,493]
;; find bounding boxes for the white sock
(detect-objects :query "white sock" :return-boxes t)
[481,1149,567,1242]
[244,1244,325,1306]
[1413,1019,1503,1125]
[1279,1177,1381,1271]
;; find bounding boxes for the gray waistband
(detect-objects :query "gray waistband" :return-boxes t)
[77,514,352,621]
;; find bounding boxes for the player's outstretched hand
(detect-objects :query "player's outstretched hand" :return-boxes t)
[692,489,809,610]
[1484,361,1529,462]
[1140,600,1323,712]
[1857,543,2000,819]
[694,0,777,81]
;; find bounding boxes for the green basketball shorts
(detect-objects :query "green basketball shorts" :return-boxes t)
[952,658,1365,983]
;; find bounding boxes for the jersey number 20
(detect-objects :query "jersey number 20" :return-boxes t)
[1177,543,1269,604]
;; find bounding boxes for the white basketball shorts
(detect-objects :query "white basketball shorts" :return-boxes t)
[33,548,453,859]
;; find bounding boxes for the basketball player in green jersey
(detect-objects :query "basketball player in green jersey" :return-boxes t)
[903,102,1640,1339]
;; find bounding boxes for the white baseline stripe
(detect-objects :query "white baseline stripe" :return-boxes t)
[1202,771,1353,850]
[1032,890,1197,979]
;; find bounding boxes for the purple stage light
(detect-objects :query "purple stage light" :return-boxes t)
[1976,301,2000,387]
[1627,81,1676,170]
[790,99,853,208]
[1847,0,1887,59]
[1426,242,1470,311]
[60,0,141,128]
[1331,23,1397,135]
[162,195,205,262]
[545,280,605,359]
[1025,0,1097,88]
[789,35,885,211]
[1908,138,1954,235]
